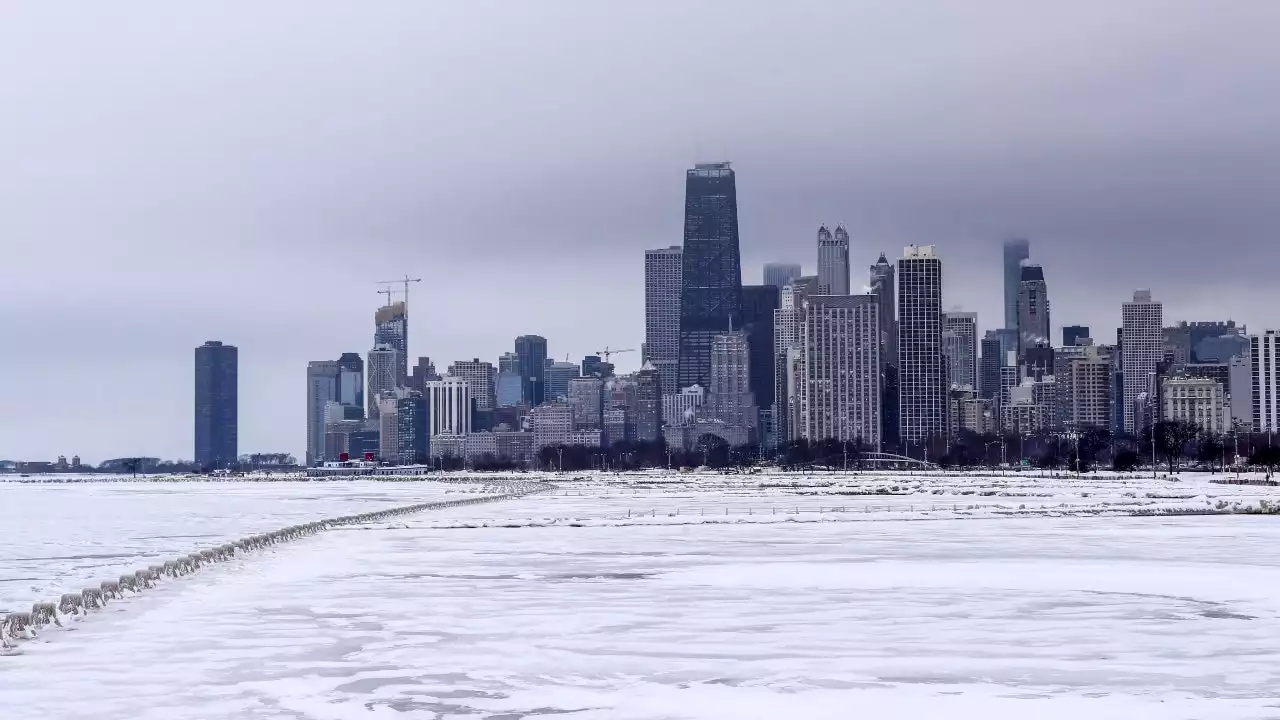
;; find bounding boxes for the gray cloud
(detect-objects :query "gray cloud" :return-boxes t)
[2,0,1278,461]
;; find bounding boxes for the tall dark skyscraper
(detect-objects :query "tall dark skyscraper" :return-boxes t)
[1062,325,1091,348]
[979,331,1002,400]
[1002,238,1030,330]
[678,162,742,390]
[194,341,237,469]
[741,284,780,411]
[870,253,899,448]
[336,352,365,419]
[514,335,548,406]
[897,246,945,444]
[1016,264,1050,356]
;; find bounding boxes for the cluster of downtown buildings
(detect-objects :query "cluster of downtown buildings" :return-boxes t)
[191,161,1280,470]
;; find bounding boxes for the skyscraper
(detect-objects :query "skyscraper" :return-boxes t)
[1071,345,1115,430]
[644,245,683,395]
[305,360,339,467]
[194,341,237,469]
[942,312,978,390]
[567,376,605,429]
[1016,264,1050,356]
[897,245,945,444]
[336,352,365,419]
[869,253,897,366]
[366,344,399,420]
[634,362,661,442]
[514,335,548,406]
[545,360,579,402]
[678,162,742,390]
[1121,290,1163,433]
[772,281,815,442]
[373,301,408,386]
[709,331,753,436]
[1002,238,1030,330]
[1062,325,1091,348]
[395,394,429,465]
[447,359,496,412]
[817,225,851,295]
[426,376,471,436]
[762,262,802,289]
[798,295,881,445]
[741,284,780,412]
[1250,330,1280,433]
[978,331,1002,400]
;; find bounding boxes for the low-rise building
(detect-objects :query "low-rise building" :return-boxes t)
[1162,376,1227,433]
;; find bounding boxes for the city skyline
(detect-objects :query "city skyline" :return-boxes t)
[4,1,1280,461]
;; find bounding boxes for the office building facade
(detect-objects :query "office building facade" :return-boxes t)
[1121,290,1163,433]
[194,341,238,469]
[798,295,881,445]
[515,335,549,406]
[678,162,743,390]
[897,245,946,443]
[816,224,851,295]
[644,245,683,394]
[942,312,978,390]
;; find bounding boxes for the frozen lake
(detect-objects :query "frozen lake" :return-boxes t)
[0,479,507,612]
[3,473,1280,718]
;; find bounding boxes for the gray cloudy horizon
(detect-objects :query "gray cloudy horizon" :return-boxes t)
[2,1,1278,463]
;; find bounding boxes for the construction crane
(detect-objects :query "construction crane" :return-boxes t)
[376,275,423,309]
[595,346,635,363]
[376,287,395,307]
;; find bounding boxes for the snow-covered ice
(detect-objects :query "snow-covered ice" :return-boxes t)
[0,479,504,612]
[3,472,1280,718]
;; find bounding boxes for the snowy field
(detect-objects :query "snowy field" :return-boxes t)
[3,472,1280,718]
[0,479,508,613]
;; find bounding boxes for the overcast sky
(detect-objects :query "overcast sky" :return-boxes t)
[2,1,1278,463]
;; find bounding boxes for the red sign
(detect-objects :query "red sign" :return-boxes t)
[363,452,375,461]
[339,452,350,462]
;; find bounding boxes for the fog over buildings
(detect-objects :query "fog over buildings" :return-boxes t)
[2,1,1279,461]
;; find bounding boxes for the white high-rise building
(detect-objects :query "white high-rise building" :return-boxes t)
[897,245,945,443]
[816,225,851,295]
[662,384,706,426]
[798,295,881,445]
[644,245,683,397]
[942,312,978,390]
[447,359,496,411]
[1250,330,1280,432]
[426,376,471,437]
[1121,290,1163,433]
[1163,376,1226,433]
[773,282,814,441]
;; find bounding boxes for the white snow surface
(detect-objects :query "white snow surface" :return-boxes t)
[3,472,1280,718]
[0,479,504,612]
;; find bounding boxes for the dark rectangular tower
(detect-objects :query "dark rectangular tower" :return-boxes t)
[741,284,780,411]
[678,162,742,389]
[515,335,548,406]
[194,341,238,469]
